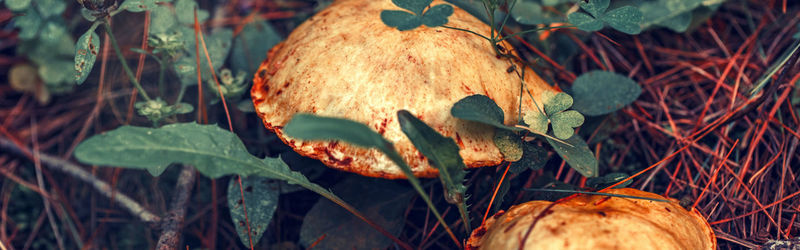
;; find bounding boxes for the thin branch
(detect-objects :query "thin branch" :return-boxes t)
[156,166,196,250]
[0,137,161,224]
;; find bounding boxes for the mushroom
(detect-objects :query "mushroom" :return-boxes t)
[466,188,716,249]
[251,0,558,178]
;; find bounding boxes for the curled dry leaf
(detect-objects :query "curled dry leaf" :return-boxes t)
[466,188,716,249]
[251,0,558,178]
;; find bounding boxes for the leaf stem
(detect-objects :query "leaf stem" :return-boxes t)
[103,21,152,101]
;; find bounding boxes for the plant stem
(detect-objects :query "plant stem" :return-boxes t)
[158,58,167,96]
[441,25,491,41]
[497,25,575,42]
[103,22,152,101]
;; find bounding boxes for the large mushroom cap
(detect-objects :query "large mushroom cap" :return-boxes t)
[252,0,557,178]
[466,188,717,249]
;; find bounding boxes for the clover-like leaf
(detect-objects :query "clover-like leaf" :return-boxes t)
[13,9,41,40]
[493,129,523,162]
[511,0,560,25]
[382,0,453,31]
[393,0,432,15]
[524,92,584,140]
[600,6,643,34]
[567,12,603,32]
[509,141,547,174]
[550,110,584,140]
[544,92,573,116]
[421,4,453,27]
[381,10,422,31]
[579,0,608,17]
[74,28,100,85]
[524,111,549,135]
[567,0,643,35]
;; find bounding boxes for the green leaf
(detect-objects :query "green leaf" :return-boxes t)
[227,175,278,246]
[74,123,408,244]
[579,0,608,17]
[635,0,705,33]
[541,0,572,6]
[544,92,572,116]
[569,0,643,34]
[586,173,631,189]
[75,123,257,176]
[299,176,411,249]
[74,29,100,85]
[149,5,177,35]
[284,114,391,152]
[600,6,643,34]
[39,21,69,46]
[392,0,432,15]
[567,12,603,32]
[175,0,208,24]
[380,10,422,31]
[397,110,467,196]
[81,9,97,21]
[493,129,523,162]
[571,70,641,116]
[119,0,158,12]
[39,59,73,85]
[451,94,520,131]
[283,114,461,237]
[510,0,557,25]
[421,4,453,27]
[35,0,65,18]
[546,134,597,177]
[524,111,549,134]
[13,9,41,40]
[5,0,31,11]
[550,110,583,140]
[509,141,547,174]
[230,18,282,79]
[237,99,255,113]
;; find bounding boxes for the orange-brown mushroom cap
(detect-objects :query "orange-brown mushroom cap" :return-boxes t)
[252,0,558,178]
[466,188,717,249]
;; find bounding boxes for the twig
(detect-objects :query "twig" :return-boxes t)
[0,137,161,224]
[156,166,196,250]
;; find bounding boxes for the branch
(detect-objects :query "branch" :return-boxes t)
[0,137,161,224]
[156,166,196,250]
